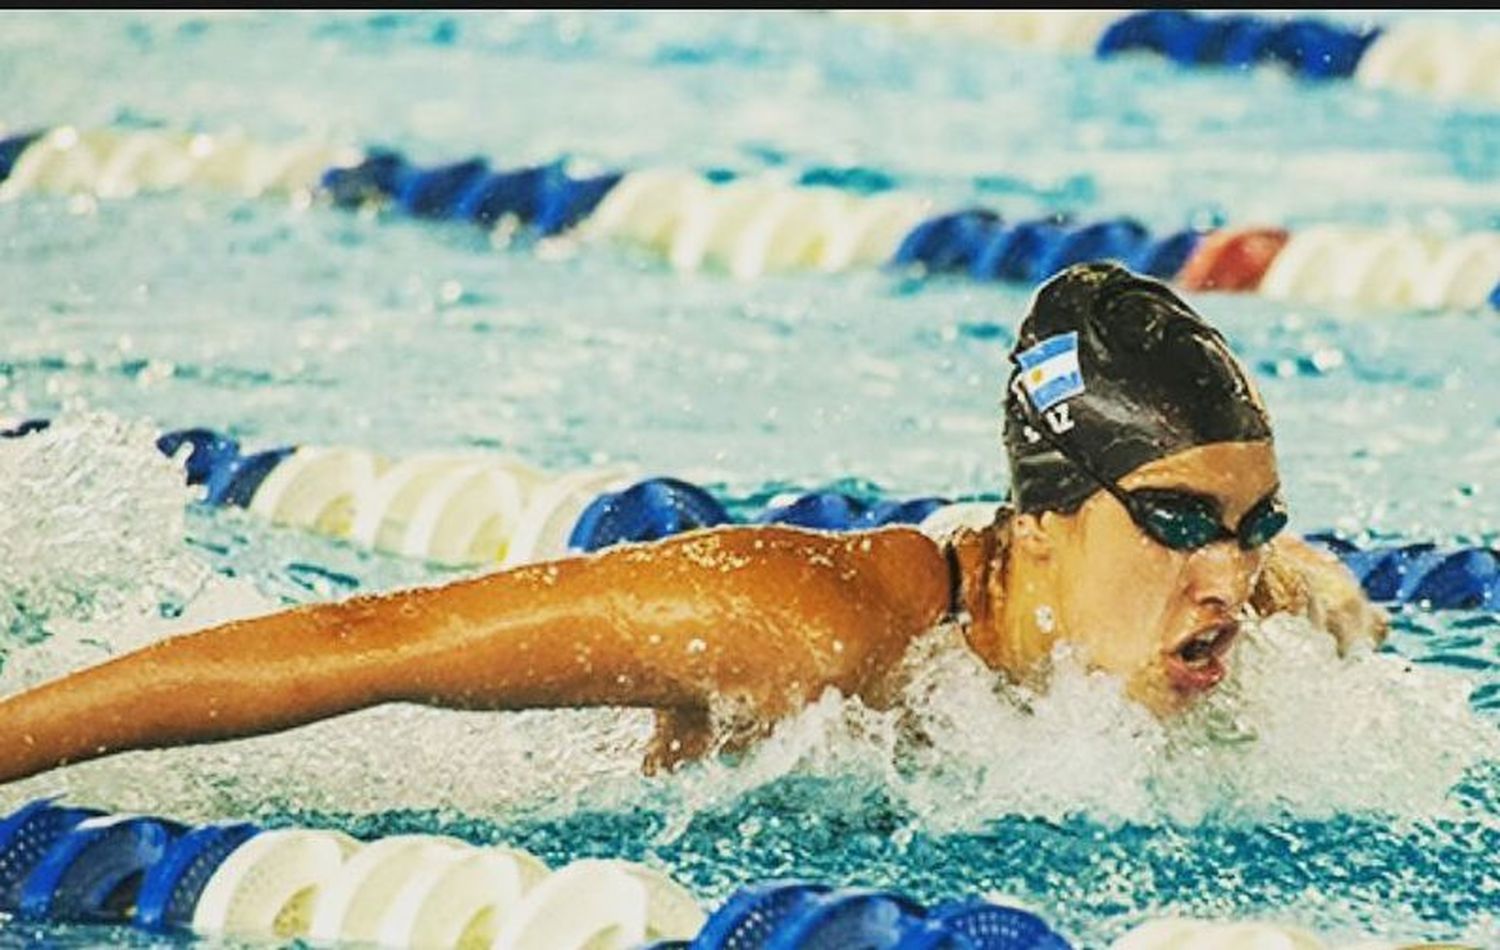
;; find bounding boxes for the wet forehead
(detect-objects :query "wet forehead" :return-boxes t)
[1117,441,1280,519]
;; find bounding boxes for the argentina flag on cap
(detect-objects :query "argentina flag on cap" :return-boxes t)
[1016,331,1084,412]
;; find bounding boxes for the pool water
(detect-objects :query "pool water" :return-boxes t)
[1,10,1499,948]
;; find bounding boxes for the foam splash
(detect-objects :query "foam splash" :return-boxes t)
[1154,615,1494,822]
[0,702,652,826]
[0,413,209,658]
[4,608,1493,834]
[649,615,1498,834]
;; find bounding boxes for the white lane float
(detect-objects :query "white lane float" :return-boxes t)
[1355,22,1500,103]
[815,191,932,273]
[0,127,359,202]
[668,178,782,273]
[499,464,640,567]
[375,845,548,950]
[583,169,711,254]
[488,857,703,950]
[918,500,1004,542]
[208,435,639,567]
[342,453,552,563]
[191,828,361,940]
[307,834,470,945]
[4,122,1495,312]
[1416,232,1500,312]
[1258,226,1500,311]
[594,170,928,279]
[1111,917,1327,950]
[248,445,387,537]
[176,821,704,949]
[399,461,536,565]
[729,186,853,280]
[243,444,598,566]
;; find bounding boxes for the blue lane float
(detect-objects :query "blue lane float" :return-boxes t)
[753,491,948,533]
[0,800,106,912]
[569,478,734,552]
[134,823,262,931]
[0,417,50,439]
[690,880,1072,950]
[322,150,624,236]
[4,418,1497,610]
[1095,10,1381,80]
[154,427,294,508]
[134,423,1500,610]
[329,151,1202,290]
[16,815,186,924]
[0,130,44,181]
[890,209,1201,286]
[1306,534,1500,611]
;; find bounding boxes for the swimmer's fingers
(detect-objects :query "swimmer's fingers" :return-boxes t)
[1269,536,1388,654]
[643,707,714,775]
[1313,582,1390,655]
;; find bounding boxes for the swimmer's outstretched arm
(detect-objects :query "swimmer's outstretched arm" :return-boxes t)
[0,526,949,786]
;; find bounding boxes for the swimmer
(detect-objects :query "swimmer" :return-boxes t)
[0,262,1387,784]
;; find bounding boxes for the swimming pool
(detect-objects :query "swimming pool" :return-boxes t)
[1,9,1498,947]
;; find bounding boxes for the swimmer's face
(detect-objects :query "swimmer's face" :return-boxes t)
[1025,441,1280,715]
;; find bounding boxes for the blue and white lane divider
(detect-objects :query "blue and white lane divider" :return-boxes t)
[685,880,1072,950]
[2,418,1496,610]
[0,801,1445,949]
[0,798,707,949]
[838,10,1500,105]
[2,125,1497,312]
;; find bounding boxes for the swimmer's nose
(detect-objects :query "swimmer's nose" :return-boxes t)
[1184,539,1261,614]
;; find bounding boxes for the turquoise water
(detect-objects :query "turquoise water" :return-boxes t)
[1,10,1499,948]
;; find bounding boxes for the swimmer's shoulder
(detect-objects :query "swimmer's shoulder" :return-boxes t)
[915,501,1009,628]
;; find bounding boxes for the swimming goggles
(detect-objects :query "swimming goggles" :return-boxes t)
[1105,484,1288,552]
[1008,376,1287,552]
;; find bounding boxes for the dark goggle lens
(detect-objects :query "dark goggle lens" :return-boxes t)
[1134,491,1288,551]
[1136,494,1226,551]
[1237,497,1288,549]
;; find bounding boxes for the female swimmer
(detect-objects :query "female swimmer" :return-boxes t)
[0,262,1387,783]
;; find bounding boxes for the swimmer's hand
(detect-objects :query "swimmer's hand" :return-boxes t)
[1255,536,1389,654]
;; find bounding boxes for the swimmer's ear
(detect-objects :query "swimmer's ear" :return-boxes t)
[1010,512,1055,561]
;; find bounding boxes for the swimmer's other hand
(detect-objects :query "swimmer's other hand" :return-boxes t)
[1262,536,1389,654]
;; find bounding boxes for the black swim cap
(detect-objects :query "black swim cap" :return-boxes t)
[1002,262,1272,514]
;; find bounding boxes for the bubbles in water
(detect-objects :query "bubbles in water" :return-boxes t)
[0,701,653,826]
[2,565,1494,851]
[1156,615,1496,823]
[0,413,210,657]
[639,615,1499,836]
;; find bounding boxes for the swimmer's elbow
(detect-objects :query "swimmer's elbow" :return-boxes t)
[819,527,950,686]
[853,527,951,633]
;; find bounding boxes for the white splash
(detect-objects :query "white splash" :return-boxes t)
[2,500,1494,836]
[0,413,209,655]
[641,615,1499,834]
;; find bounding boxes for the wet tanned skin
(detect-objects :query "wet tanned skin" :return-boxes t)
[0,526,950,784]
[956,442,1384,716]
[0,442,1384,783]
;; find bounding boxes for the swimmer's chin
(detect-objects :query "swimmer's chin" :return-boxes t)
[1126,662,1227,718]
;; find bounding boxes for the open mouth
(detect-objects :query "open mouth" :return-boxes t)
[1163,622,1239,695]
